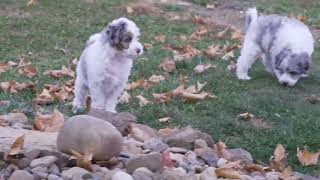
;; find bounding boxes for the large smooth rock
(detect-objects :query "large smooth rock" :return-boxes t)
[30,156,57,168]
[194,148,218,167]
[200,167,217,180]
[0,126,58,153]
[126,152,162,173]
[61,167,91,180]
[57,115,123,160]
[0,113,28,126]
[88,109,137,136]
[132,167,159,180]
[161,168,186,180]
[142,138,169,153]
[112,171,134,180]
[129,123,159,142]
[8,170,33,180]
[164,126,214,150]
[228,148,253,164]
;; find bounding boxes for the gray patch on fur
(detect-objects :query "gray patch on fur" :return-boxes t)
[106,21,133,50]
[287,53,310,75]
[255,15,283,53]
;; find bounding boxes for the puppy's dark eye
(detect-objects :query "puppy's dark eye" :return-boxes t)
[289,71,298,76]
[124,36,132,42]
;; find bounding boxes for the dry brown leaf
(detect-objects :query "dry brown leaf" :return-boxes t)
[148,75,165,84]
[297,15,307,23]
[203,45,222,58]
[222,51,235,60]
[154,35,166,43]
[18,57,30,68]
[239,112,255,121]
[185,81,207,94]
[244,164,266,173]
[214,141,233,160]
[270,144,288,172]
[217,27,230,38]
[159,58,176,73]
[0,63,9,74]
[44,66,75,78]
[158,117,170,123]
[70,149,93,171]
[227,61,237,72]
[8,135,25,155]
[182,92,216,102]
[279,166,300,180]
[215,167,242,179]
[53,86,74,102]
[230,27,245,41]
[34,109,64,132]
[136,95,152,107]
[153,92,173,103]
[174,45,199,62]
[192,15,207,25]
[7,61,18,67]
[171,85,185,96]
[27,0,38,6]
[143,43,153,49]
[190,26,208,40]
[206,4,215,9]
[193,64,216,74]
[305,95,320,104]
[126,79,145,91]
[18,65,37,78]
[297,147,320,166]
[33,89,55,105]
[126,6,134,15]
[118,91,131,104]
[0,81,35,94]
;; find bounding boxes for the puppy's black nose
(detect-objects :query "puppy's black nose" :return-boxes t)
[282,82,288,86]
[136,48,141,54]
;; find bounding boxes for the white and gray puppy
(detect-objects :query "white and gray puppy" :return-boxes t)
[236,8,314,86]
[73,17,143,112]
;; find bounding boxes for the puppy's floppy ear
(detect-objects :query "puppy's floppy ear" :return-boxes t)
[275,48,291,67]
[298,53,311,73]
[106,22,127,48]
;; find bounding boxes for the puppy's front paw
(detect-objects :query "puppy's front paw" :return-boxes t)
[237,73,252,80]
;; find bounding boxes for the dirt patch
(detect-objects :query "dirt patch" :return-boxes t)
[0,5,32,18]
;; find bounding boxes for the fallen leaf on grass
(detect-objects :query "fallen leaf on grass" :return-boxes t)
[217,27,230,39]
[297,147,320,166]
[0,63,9,74]
[18,65,37,78]
[214,141,233,160]
[33,89,55,105]
[127,79,145,91]
[182,92,216,102]
[136,95,152,107]
[0,81,35,94]
[148,75,165,84]
[174,45,199,62]
[154,35,166,43]
[190,26,208,40]
[158,117,170,123]
[118,91,131,104]
[18,57,30,68]
[70,149,93,171]
[244,164,266,173]
[193,64,216,74]
[44,66,75,78]
[34,109,64,132]
[215,167,242,179]
[8,135,25,155]
[126,6,134,15]
[222,50,235,60]
[227,61,237,72]
[153,92,173,103]
[203,45,222,58]
[270,144,288,172]
[143,43,153,49]
[230,27,245,41]
[239,112,272,128]
[279,166,300,180]
[192,15,207,25]
[27,0,38,6]
[159,58,176,73]
[297,15,307,22]
[185,81,207,94]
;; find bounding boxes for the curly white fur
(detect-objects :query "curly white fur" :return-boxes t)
[73,18,143,112]
[237,8,314,86]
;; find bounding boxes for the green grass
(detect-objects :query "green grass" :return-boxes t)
[0,0,319,175]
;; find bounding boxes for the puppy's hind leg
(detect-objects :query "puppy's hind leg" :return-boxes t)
[73,77,88,112]
[236,40,261,80]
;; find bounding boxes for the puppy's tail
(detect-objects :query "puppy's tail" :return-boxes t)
[245,7,258,32]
